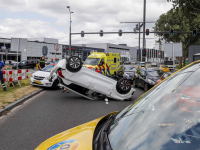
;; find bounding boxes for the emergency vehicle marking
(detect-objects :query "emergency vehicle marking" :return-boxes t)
[97,65,103,74]
[106,64,111,75]
[102,65,106,75]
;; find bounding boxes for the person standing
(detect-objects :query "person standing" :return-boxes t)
[0,60,7,91]
[38,56,45,70]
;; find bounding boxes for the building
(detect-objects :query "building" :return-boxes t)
[0,37,63,61]
[188,45,200,64]
[137,48,164,62]
[62,45,104,61]
[74,43,137,61]
[0,37,104,62]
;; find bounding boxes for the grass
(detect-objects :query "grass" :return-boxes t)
[0,79,40,109]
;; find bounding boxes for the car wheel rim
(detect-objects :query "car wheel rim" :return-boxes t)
[69,57,80,69]
[120,80,130,90]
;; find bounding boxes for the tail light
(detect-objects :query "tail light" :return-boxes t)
[58,69,64,78]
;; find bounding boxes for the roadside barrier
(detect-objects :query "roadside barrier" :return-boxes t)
[0,69,30,88]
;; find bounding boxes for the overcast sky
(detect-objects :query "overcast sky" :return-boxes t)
[0,0,173,48]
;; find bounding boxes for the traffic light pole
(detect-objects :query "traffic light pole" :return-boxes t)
[143,0,146,57]
[139,23,142,62]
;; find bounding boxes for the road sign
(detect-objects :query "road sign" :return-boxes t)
[54,43,60,51]
[42,46,48,56]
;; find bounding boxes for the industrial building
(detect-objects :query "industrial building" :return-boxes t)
[74,43,137,61]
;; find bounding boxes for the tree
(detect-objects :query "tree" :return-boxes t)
[154,0,200,66]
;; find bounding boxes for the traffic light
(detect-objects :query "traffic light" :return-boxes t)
[100,30,103,37]
[81,31,84,37]
[193,29,197,36]
[118,29,122,36]
[142,49,146,57]
[146,29,149,36]
[170,29,174,36]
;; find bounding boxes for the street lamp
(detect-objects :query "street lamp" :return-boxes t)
[66,6,74,57]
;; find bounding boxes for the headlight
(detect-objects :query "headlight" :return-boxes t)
[45,75,55,80]
[179,93,192,100]
[147,79,155,85]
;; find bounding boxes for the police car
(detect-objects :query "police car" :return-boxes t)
[49,56,135,101]
[31,63,59,89]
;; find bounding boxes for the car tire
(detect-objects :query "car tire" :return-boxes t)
[116,78,131,94]
[66,56,82,73]
[144,83,149,92]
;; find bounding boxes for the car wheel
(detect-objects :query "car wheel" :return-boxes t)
[116,78,131,94]
[144,83,149,92]
[66,56,82,72]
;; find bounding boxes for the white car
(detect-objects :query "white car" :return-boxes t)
[151,62,158,67]
[49,56,136,101]
[31,63,59,89]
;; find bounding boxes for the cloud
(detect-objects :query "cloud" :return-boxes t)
[0,0,173,48]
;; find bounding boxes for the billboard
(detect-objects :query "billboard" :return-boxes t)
[164,43,182,57]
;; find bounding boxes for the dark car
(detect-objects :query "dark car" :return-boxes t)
[123,65,137,84]
[12,60,38,69]
[133,68,164,92]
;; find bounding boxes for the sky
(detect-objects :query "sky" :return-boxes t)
[0,0,173,48]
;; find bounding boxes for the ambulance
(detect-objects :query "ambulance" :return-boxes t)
[83,52,120,75]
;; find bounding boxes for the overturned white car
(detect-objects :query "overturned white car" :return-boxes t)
[49,56,135,101]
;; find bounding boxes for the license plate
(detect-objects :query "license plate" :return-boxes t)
[34,80,41,84]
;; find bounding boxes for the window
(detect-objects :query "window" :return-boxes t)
[114,58,116,63]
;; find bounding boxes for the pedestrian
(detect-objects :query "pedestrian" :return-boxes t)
[3,59,5,64]
[0,60,7,91]
[54,57,58,64]
[38,56,45,70]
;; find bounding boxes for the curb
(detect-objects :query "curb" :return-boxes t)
[0,88,44,116]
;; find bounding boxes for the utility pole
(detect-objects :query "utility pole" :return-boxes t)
[138,23,141,62]
[143,0,146,62]
[67,6,74,57]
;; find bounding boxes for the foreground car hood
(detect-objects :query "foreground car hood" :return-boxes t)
[33,71,51,78]
[35,112,117,150]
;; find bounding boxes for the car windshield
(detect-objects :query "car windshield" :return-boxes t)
[83,58,100,66]
[41,64,55,72]
[162,65,169,68]
[124,66,133,70]
[108,62,200,150]
[147,70,163,77]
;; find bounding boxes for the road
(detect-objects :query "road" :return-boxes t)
[0,87,144,150]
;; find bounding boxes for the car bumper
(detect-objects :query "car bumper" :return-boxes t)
[30,77,53,87]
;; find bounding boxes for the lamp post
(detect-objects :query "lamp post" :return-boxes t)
[67,6,74,57]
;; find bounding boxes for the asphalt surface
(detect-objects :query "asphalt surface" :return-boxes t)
[0,86,144,150]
